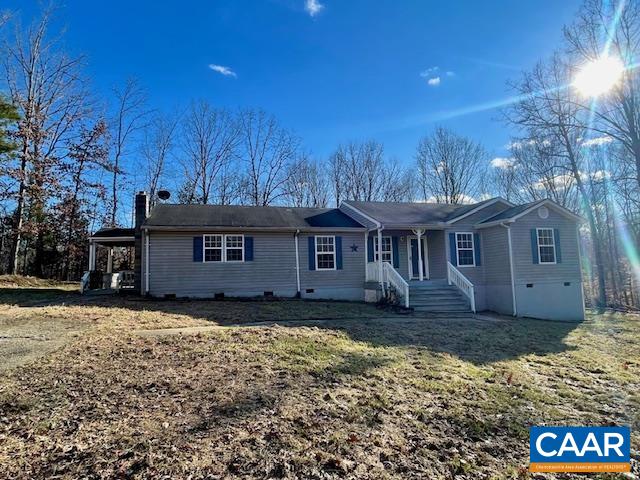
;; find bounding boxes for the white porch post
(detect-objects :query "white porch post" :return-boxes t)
[377,228,385,295]
[89,241,96,271]
[412,228,425,281]
[363,231,368,281]
[106,248,113,274]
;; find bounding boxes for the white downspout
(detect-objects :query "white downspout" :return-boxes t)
[417,229,424,281]
[144,231,150,295]
[294,230,301,296]
[107,248,113,273]
[364,231,368,282]
[502,222,517,316]
[377,228,385,295]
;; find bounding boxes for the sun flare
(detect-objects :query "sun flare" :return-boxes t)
[573,55,624,97]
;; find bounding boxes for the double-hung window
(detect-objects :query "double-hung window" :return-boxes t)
[455,232,475,267]
[203,234,244,262]
[315,235,336,270]
[536,228,556,264]
[225,235,244,262]
[373,236,393,263]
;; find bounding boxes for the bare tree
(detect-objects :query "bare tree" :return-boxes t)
[284,152,329,207]
[564,0,640,190]
[329,140,410,205]
[141,112,178,206]
[505,54,608,308]
[179,101,239,204]
[108,78,148,225]
[4,7,91,274]
[492,139,578,208]
[415,127,487,204]
[238,108,298,206]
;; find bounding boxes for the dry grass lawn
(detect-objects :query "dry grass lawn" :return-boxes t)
[0,277,638,479]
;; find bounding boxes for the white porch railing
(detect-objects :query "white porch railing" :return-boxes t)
[383,262,410,308]
[366,262,380,282]
[447,262,476,312]
[367,261,409,308]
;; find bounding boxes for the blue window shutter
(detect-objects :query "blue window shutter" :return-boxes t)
[392,236,399,268]
[336,236,343,270]
[531,229,539,264]
[245,236,254,261]
[448,233,457,266]
[193,236,203,262]
[554,228,562,263]
[367,237,374,262]
[473,233,481,266]
[308,236,316,270]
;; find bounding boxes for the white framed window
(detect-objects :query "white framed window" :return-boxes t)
[204,234,244,263]
[225,235,244,262]
[455,232,475,267]
[315,235,336,270]
[373,236,393,264]
[536,228,556,264]
[204,234,223,262]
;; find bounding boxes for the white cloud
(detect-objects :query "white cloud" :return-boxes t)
[581,136,613,147]
[420,66,454,87]
[490,157,515,169]
[420,66,439,78]
[532,174,574,191]
[305,0,324,17]
[208,64,237,77]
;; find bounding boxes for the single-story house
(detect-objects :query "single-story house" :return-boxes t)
[87,192,585,321]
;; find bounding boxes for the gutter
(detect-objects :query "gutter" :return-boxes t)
[501,222,517,316]
[294,229,301,297]
[142,226,367,233]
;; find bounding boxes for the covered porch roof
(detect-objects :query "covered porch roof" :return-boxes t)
[90,227,135,247]
[343,197,511,229]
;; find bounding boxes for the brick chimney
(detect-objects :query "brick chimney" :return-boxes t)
[134,191,149,294]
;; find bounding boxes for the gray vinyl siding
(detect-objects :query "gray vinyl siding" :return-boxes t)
[510,209,581,283]
[339,204,377,229]
[481,225,514,314]
[426,230,446,279]
[148,231,298,298]
[510,208,584,321]
[299,232,366,301]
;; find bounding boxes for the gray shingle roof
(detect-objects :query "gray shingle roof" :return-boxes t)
[345,198,502,225]
[479,200,543,224]
[143,204,364,229]
[92,227,135,238]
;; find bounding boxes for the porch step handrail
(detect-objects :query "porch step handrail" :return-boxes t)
[382,262,410,308]
[447,262,476,312]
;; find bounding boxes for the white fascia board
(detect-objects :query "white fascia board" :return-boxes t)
[340,201,382,228]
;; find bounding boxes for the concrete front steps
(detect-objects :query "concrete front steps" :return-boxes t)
[408,279,472,314]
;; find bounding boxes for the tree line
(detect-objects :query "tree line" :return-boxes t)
[0,2,638,312]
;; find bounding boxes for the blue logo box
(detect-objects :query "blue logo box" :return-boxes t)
[530,426,630,464]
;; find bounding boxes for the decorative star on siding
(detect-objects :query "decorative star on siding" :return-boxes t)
[350,243,358,252]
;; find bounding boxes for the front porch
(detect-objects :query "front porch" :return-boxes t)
[364,229,447,283]
[364,228,476,312]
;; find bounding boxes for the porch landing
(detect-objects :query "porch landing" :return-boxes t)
[408,279,472,314]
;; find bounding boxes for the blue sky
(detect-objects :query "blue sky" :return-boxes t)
[8,0,582,164]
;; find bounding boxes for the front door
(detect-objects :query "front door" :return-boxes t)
[409,237,429,280]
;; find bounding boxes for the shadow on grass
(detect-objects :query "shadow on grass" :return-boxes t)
[0,286,579,365]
